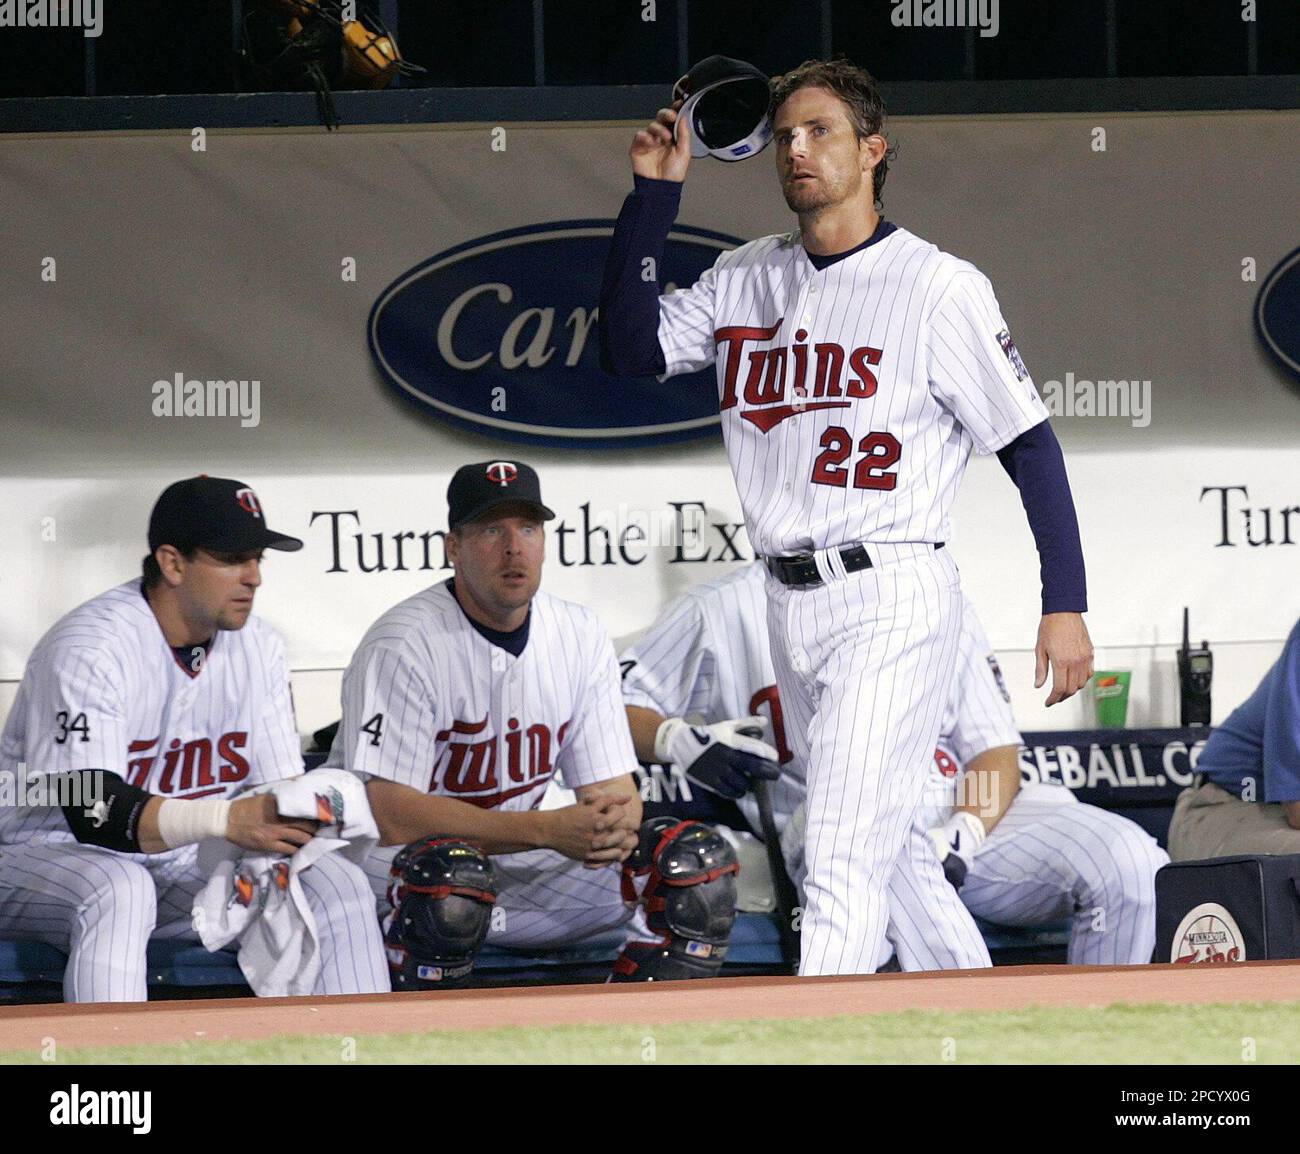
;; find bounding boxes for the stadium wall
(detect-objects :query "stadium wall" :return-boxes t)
[1,109,1296,735]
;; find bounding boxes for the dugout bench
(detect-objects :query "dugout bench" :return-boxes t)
[0,728,1204,1001]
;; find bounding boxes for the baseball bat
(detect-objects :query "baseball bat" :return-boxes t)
[752,778,801,974]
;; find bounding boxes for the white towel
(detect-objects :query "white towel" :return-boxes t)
[192,770,378,997]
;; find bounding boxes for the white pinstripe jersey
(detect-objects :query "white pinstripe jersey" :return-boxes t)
[328,580,636,809]
[620,563,1021,818]
[0,581,302,845]
[658,227,1048,557]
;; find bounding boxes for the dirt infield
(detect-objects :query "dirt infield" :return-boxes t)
[2,960,1298,1053]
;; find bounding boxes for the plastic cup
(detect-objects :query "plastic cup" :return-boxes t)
[1092,670,1131,728]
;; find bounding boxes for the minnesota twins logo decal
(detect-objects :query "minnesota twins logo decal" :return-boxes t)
[1171,902,1245,964]
[234,487,263,518]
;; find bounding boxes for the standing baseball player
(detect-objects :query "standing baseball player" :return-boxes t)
[0,476,390,1002]
[601,58,1094,975]
[623,563,1166,967]
[326,460,739,984]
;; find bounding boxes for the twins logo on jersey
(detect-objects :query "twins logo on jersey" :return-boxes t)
[125,731,250,796]
[432,714,570,806]
[714,319,903,494]
[715,318,884,432]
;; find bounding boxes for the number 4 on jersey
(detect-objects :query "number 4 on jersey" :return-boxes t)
[361,713,385,746]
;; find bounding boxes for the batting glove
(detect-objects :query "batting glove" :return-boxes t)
[654,716,781,800]
[925,811,987,891]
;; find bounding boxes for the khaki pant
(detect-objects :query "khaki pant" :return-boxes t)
[1168,779,1300,861]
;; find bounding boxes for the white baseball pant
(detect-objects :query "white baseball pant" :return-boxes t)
[0,840,390,1001]
[766,544,969,976]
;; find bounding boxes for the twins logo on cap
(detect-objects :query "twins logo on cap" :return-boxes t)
[485,461,518,487]
[234,487,263,518]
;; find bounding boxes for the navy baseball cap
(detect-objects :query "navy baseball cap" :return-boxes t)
[447,461,555,530]
[148,476,304,554]
[673,55,773,161]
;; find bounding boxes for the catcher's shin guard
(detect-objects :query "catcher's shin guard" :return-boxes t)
[611,818,739,981]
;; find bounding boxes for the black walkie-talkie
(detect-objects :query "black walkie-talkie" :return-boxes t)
[1178,607,1213,726]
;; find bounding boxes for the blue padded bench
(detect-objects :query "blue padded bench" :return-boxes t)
[0,913,1071,1000]
[974,918,1071,953]
[0,938,246,995]
[0,918,778,993]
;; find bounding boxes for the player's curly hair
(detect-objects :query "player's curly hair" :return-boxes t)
[768,57,897,209]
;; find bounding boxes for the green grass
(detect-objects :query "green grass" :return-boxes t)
[2,1001,1296,1064]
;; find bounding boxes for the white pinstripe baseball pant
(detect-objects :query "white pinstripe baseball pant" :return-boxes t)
[365,844,652,951]
[950,789,1169,965]
[0,840,390,1001]
[783,795,993,970]
[766,545,969,976]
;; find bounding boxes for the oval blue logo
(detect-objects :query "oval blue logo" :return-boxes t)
[368,220,743,448]
[1256,246,1300,388]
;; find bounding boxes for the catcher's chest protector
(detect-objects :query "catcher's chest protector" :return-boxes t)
[1155,854,1300,963]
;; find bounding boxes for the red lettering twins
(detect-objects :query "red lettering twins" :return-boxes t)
[433,714,562,801]
[715,318,883,433]
[124,731,249,794]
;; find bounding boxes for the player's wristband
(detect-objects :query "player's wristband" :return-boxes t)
[931,810,987,861]
[156,797,232,849]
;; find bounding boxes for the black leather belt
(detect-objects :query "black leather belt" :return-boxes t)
[764,542,944,587]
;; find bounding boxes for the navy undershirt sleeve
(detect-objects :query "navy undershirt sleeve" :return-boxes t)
[996,420,1088,615]
[598,175,682,377]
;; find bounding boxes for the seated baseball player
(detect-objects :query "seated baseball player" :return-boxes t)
[325,460,739,987]
[621,561,1169,968]
[1168,616,1300,861]
[0,476,390,1002]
